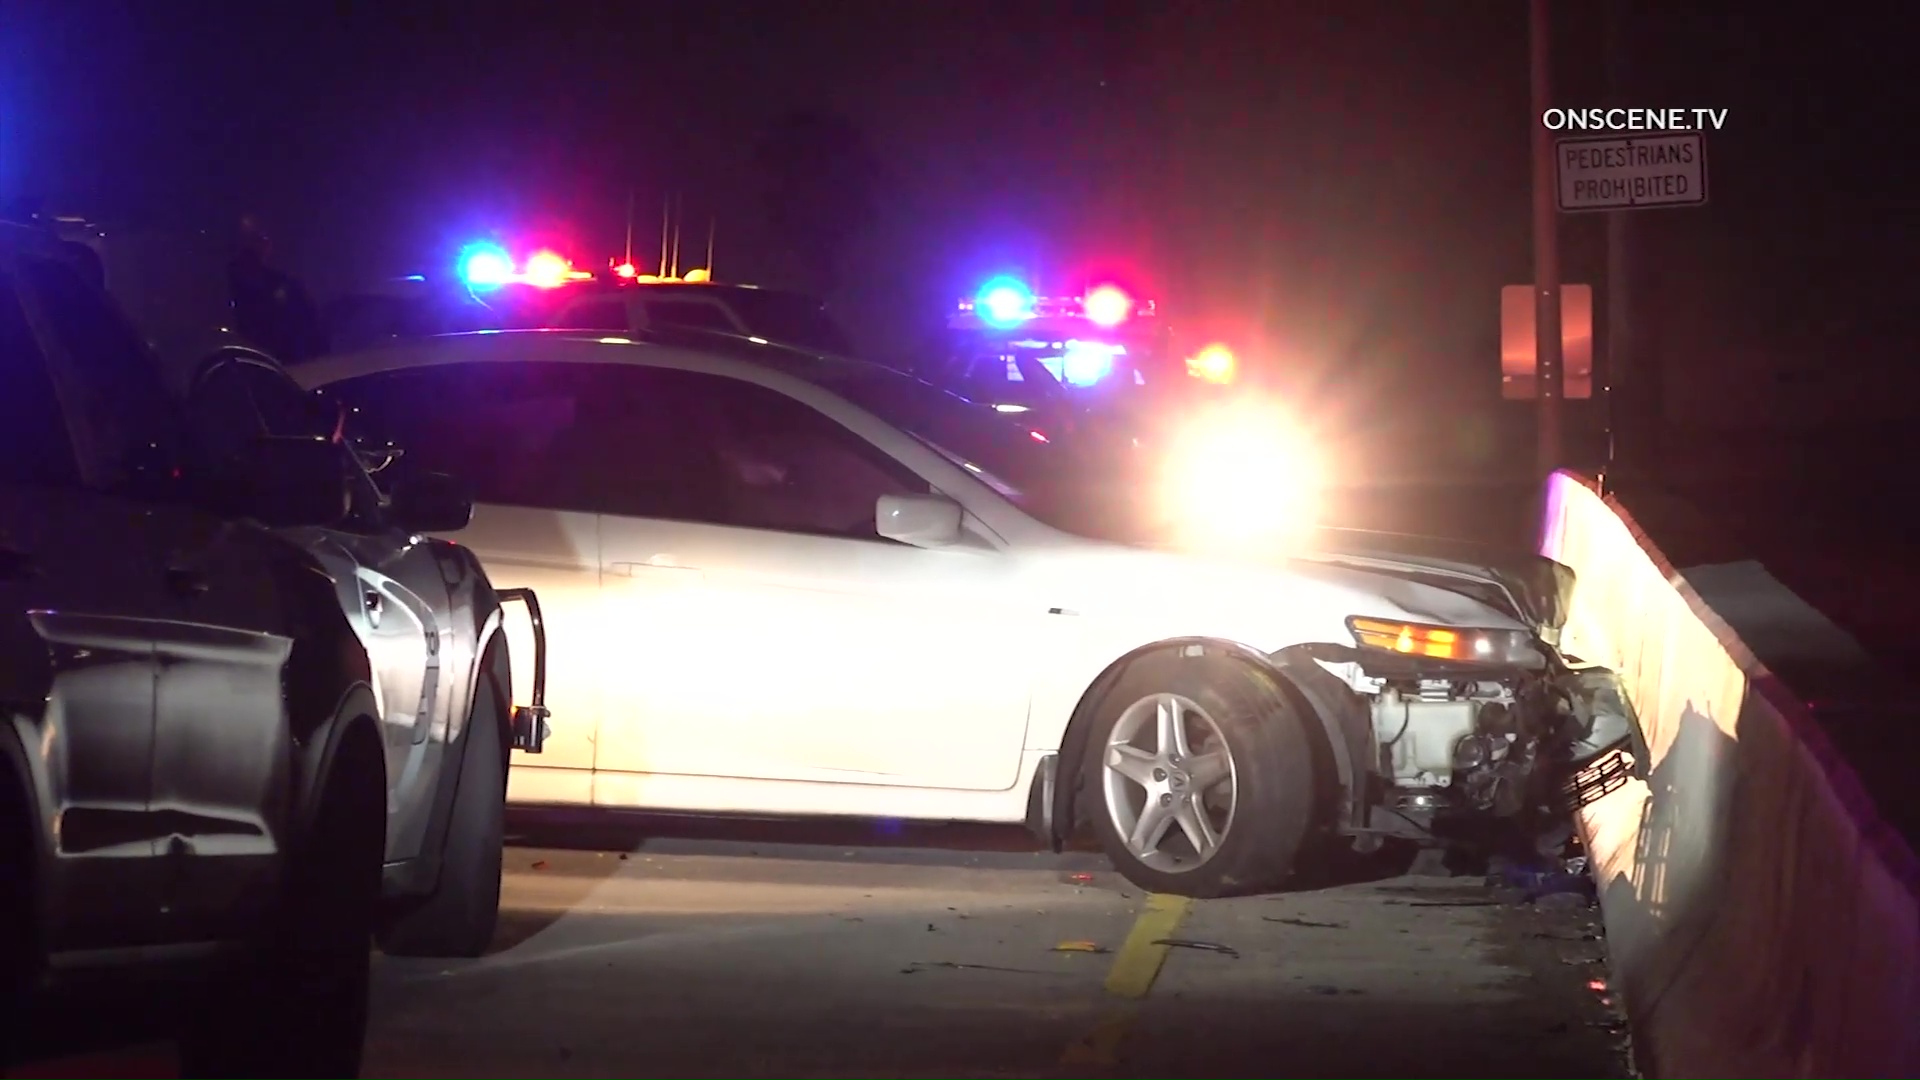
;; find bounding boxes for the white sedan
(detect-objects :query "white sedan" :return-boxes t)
[294,329,1627,897]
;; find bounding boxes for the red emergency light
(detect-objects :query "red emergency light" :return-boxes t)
[951,288,1155,330]
[1083,285,1132,328]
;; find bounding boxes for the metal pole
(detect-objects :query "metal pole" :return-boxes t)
[1530,0,1563,476]
[1604,0,1638,480]
[669,192,683,278]
[658,196,671,277]
[623,188,635,268]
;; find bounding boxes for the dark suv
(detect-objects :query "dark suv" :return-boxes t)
[0,221,389,1075]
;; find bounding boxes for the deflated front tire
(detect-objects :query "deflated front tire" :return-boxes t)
[1082,649,1319,898]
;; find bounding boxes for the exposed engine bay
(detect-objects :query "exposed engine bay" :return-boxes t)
[1300,530,1642,850]
[1275,654,1640,870]
[1360,664,1629,821]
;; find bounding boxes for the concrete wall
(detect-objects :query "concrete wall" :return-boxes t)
[1538,472,1919,1078]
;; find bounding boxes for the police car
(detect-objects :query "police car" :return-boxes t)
[934,277,1243,448]
[329,241,858,359]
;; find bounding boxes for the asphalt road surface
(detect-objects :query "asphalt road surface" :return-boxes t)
[14,815,1626,1079]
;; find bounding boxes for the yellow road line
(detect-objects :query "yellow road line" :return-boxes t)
[1059,893,1193,1068]
[1101,893,1192,998]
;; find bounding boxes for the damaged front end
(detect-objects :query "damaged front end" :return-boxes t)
[1367,659,1639,816]
[1296,535,1645,853]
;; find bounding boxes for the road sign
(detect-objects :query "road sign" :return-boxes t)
[1501,284,1593,399]
[1555,133,1706,213]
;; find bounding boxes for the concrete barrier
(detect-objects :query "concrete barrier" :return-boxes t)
[1538,471,1920,1078]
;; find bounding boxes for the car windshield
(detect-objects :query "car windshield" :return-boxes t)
[816,364,1151,542]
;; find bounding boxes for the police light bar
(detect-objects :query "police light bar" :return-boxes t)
[951,289,1156,330]
[459,242,594,289]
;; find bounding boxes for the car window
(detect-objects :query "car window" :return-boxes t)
[14,254,184,492]
[324,359,931,539]
[0,268,82,488]
[643,300,737,333]
[577,364,928,541]
[192,357,334,455]
[558,299,631,332]
[321,361,605,514]
[721,288,856,355]
[192,355,388,532]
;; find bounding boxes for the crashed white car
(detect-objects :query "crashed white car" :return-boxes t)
[294,329,1628,897]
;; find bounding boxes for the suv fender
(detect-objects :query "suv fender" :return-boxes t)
[389,542,511,902]
[295,682,385,837]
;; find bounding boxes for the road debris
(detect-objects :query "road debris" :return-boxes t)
[1051,940,1110,954]
[1263,916,1346,929]
[1152,938,1240,958]
[899,961,1057,976]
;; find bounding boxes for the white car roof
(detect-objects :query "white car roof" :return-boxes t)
[291,328,879,398]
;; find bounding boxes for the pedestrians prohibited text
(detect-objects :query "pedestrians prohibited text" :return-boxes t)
[1555,133,1707,213]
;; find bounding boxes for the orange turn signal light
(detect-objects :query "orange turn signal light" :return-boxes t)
[1349,617,1462,660]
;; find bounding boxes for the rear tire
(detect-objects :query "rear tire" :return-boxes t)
[178,724,384,1078]
[377,672,507,959]
[1081,650,1318,898]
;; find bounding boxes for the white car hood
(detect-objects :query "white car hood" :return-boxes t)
[1022,538,1531,658]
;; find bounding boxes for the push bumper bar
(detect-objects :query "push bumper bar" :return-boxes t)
[496,587,552,754]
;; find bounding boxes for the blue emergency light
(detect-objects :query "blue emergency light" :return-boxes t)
[458,242,514,289]
[1060,340,1122,387]
[974,276,1035,329]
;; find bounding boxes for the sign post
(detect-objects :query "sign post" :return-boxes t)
[1554,129,1707,483]
[1528,0,1562,478]
[1502,284,1593,401]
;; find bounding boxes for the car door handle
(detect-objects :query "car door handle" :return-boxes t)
[166,566,210,597]
[363,590,383,629]
[0,545,36,581]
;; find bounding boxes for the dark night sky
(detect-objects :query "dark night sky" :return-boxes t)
[2,1,1912,426]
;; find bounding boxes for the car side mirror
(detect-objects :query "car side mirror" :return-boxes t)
[875,493,963,548]
[389,471,474,533]
[230,436,353,528]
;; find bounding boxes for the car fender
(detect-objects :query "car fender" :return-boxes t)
[426,538,507,753]
[388,539,509,901]
[294,680,385,839]
[1045,636,1358,853]
[256,523,386,875]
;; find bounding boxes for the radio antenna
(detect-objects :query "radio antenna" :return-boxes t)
[705,217,716,277]
[623,188,635,266]
[657,195,671,277]
[669,193,684,278]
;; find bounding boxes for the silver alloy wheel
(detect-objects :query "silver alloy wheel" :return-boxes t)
[1100,692,1239,873]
